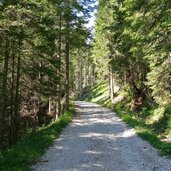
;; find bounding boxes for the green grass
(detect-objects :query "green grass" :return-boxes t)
[81,82,171,157]
[113,103,171,156]
[0,109,74,171]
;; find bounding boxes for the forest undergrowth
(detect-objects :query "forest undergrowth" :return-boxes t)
[0,107,74,171]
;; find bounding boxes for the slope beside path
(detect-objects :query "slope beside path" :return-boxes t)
[33,101,171,171]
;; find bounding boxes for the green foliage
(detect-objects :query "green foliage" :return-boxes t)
[0,0,90,148]
[93,0,170,107]
[91,1,171,153]
[114,103,171,157]
[81,81,171,157]
[0,109,74,171]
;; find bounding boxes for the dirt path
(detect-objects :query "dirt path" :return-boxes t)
[33,101,171,171]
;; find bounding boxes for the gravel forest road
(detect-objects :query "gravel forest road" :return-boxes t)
[33,101,171,171]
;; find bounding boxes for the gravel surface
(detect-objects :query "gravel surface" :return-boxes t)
[33,101,171,171]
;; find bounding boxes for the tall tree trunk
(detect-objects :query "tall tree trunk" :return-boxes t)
[14,35,22,141]
[90,63,95,87]
[10,48,16,143]
[65,2,70,111]
[77,50,83,96]
[110,71,114,103]
[108,65,111,98]
[57,13,62,118]
[0,39,10,149]
[48,97,51,114]
[111,72,115,103]
[109,65,115,103]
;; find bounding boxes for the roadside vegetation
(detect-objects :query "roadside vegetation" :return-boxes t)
[80,81,171,157]
[0,108,74,171]
[85,0,171,157]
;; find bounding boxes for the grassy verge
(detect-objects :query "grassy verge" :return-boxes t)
[0,108,74,171]
[113,103,171,157]
[81,82,171,157]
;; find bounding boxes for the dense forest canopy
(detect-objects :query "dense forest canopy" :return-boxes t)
[90,0,171,145]
[0,0,96,149]
[0,0,170,150]
[93,0,171,106]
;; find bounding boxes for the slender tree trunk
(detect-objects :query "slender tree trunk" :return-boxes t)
[111,72,115,103]
[10,49,16,143]
[14,35,22,141]
[65,33,70,110]
[108,65,111,98]
[110,72,114,103]
[57,13,62,118]
[88,65,91,86]
[109,65,115,103]
[77,50,83,96]
[84,57,89,88]
[65,2,70,111]
[48,97,51,114]
[0,39,10,149]
[92,63,95,86]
